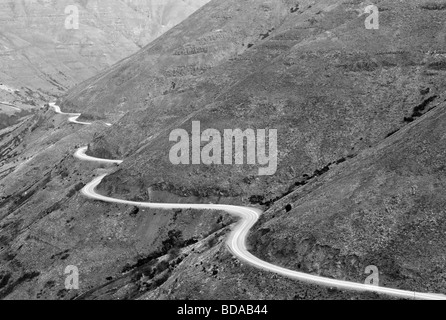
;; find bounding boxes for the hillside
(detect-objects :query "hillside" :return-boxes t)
[0,0,209,112]
[1,0,446,300]
[67,0,446,209]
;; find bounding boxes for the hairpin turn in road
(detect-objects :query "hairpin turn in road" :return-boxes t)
[54,103,446,300]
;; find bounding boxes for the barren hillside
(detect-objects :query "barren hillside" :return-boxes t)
[1,0,446,300]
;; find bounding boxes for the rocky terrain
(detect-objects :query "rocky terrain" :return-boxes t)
[1,0,446,299]
[62,0,446,203]
[0,0,209,128]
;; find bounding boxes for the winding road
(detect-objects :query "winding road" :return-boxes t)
[50,102,111,126]
[55,103,446,300]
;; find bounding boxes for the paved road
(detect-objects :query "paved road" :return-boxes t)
[75,146,123,165]
[77,147,446,300]
[56,103,446,300]
[50,102,91,125]
[50,102,111,126]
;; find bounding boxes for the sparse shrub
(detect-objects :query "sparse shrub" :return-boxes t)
[428,61,446,70]
[154,271,170,287]
[60,168,69,178]
[420,2,446,10]
[161,229,183,252]
[290,4,299,13]
[128,206,139,217]
[168,247,180,260]
[156,260,169,273]
[207,236,218,249]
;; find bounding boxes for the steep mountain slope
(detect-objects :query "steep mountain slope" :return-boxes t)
[61,0,294,117]
[247,101,446,294]
[69,0,446,207]
[62,0,446,295]
[0,0,209,109]
[0,0,314,300]
[2,0,446,300]
[0,106,384,300]
[138,100,446,298]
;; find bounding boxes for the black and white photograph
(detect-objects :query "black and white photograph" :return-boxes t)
[0,0,446,308]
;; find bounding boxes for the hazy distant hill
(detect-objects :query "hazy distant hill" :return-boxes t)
[0,0,209,110]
